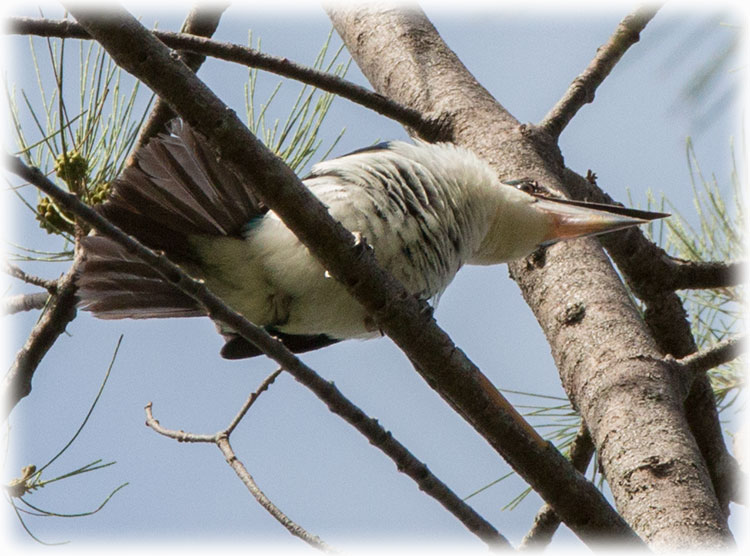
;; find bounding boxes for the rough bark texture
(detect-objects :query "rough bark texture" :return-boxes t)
[4,257,81,417]
[563,129,740,515]
[327,5,732,549]
[65,5,641,546]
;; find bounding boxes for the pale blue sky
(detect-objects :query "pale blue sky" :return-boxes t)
[1,2,745,553]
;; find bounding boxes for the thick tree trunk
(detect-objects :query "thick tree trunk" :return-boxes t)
[327,5,733,549]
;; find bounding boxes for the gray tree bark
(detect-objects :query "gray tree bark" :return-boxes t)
[327,5,733,549]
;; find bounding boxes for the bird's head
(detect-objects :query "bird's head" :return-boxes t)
[470,178,668,265]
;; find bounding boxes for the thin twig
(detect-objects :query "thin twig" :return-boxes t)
[6,154,509,548]
[672,334,745,380]
[224,368,282,436]
[3,255,82,419]
[131,3,230,152]
[215,436,335,552]
[6,16,438,138]
[520,425,595,549]
[2,292,50,315]
[2,261,58,292]
[144,403,216,443]
[539,5,661,139]
[37,6,642,543]
[144,381,335,553]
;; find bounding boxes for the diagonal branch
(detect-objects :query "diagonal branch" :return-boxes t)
[520,425,595,549]
[6,154,509,548]
[60,5,641,546]
[144,370,335,553]
[561,168,742,513]
[223,368,283,437]
[2,292,50,315]
[519,337,746,550]
[131,2,229,152]
[672,334,745,380]
[326,4,732,547]
[3,256,82,419]
[214,435,334,552]
[6,16,437,138]
[539,5,661,139]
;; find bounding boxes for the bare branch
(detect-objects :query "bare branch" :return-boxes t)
[3,257,81,419]
[5,16,91,38]
[215,436,335,552]
[520,425,595,550]
[132,3,230,152]
[6,155,509,548]
[144,403,216,443]
[562,168,742,513]
[5,16,437,138]
[672,335,745,380]
[3,261,58,292]
[664,259,744,291]
[224,368,282,436]
[2,292,50,315]
[145,363,510,551]
[144,397,335,552]
[540,5,661,139]
[58,6,641,545]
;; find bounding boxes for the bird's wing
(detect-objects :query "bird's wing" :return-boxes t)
[219,330,340,359]
[99,120,267,258]
[79,120,266,320]
[77,236,205,319]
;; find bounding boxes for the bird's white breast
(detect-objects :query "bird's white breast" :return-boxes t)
[191,141,496,339]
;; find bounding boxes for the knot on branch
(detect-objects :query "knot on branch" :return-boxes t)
[558,301,586,325]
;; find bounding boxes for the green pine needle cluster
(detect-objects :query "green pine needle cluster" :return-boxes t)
[5,27,348,543]
[244,29,349,174]
[658,138,745,409]
[7,35,153,252]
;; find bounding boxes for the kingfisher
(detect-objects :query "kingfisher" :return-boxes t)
[77,121,666,359]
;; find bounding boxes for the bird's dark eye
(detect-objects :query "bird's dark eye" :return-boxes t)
[503,178,542,195]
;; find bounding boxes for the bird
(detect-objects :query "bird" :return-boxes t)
[77,121,667,359]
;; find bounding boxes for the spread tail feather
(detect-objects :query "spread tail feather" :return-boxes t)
[78,120,266,320]
[99,120,266,256]
[78,236,203,319]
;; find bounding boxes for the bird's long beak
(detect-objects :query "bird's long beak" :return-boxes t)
[532,195,669,246]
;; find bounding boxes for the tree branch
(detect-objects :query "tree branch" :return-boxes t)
[3,261,58,292]
[5,154,509,548]
[131,3,229,152]
[539,5,660,139]
[215,435,334,552]
[663,259,745,291]
[144,371,335,553]
[3,257,82,419]
[562,168,743,511]
[673,335,745,380]
[5,15,437,138]
[58,5,641,546]
[2,292,50,315]
[562,171,743,295]
[520,425,595,549]
[223,368,282,437]
[327,4,731,548]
